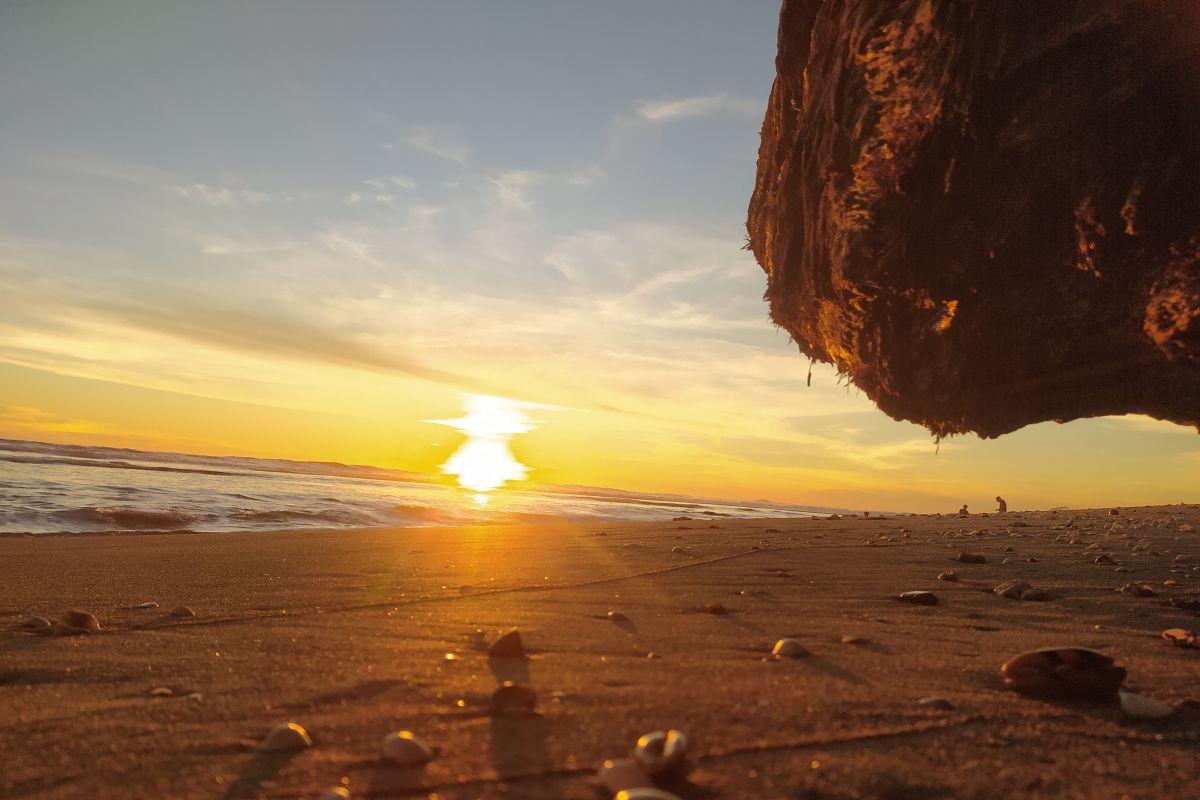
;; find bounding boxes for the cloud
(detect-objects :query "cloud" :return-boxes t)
[0,405,110,434]
[634,93,760,123]
[175,184,273,207]
[365,175,417,190]
[401,126,469,164]
[490,169,542,210]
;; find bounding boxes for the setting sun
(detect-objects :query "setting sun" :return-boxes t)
[425,394,540,505]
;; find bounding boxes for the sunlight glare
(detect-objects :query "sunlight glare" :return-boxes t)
[425,394,542,506]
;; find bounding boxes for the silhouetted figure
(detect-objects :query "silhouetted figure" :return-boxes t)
[958,504,969,517]
[996,495,1008,513]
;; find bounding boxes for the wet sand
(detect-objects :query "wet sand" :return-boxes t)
[3,507,1199,799]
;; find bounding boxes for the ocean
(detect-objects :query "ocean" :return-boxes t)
[0,439,840,535]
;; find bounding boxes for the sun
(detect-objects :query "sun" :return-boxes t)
[425,394,541,506]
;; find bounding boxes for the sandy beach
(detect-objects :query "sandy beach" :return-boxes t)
[4,508,1199,799]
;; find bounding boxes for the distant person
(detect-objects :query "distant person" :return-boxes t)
[996,495,1008,513]
[958,504,970,517]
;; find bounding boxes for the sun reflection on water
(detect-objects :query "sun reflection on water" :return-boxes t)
[426,394,541,507]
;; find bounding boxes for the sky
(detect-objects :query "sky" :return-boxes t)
[1,1,1198,513]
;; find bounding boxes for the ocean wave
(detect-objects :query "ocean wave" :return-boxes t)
[53,506,201,530]
[230,508,373,526]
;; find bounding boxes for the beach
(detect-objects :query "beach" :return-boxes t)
[4,508,1200,799]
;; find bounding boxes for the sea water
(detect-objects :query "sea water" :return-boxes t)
[0,439,838,534]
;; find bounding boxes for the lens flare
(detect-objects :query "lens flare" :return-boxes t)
[426,394,542,506]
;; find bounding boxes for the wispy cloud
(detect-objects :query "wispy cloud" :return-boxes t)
[397,126,469,164]
[365,175,417,191]
[174,184,273,207]
[634,93,760,123]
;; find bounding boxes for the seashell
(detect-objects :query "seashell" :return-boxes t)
[488,629,525,659]
[955,552,987,564]
[1162,628,1196,647]
[598,758,653,794]
[994,580,1032,599]
[53,610,100,635]
[634,729,688,778]
[19,616,52,632]
[1001,647,1126,700]
[898,591,938,606]
[489,681,537,715]
[1119,690,1176,719]
[170,606,196,618]
[381,730,433,766]
[1117,582,1155,597]
[134,601,159,609]
[937,570,959,582]
[918,697,955,710]
[149,686,173,697]
[771,638,808,658]
[259,721,312,751]
[320,788,351,800]
[616,789,683,800]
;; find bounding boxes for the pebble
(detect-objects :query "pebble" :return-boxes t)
[597,758,653,794]
[705,602,727,615]
[772,638,809,658]
[1119,690,1176,719]
[616,790,683,800]
[489,681,537,715]
[607,611,629,622]
[381,731,433,766]
[1162,628,1196,647]
[1001,647,1126,700]
[149,687,173,697]
[955,552,987,564]
[898,591,938,606]
[993,580,1032,599]
[134,602,159,609]
[1117,582,1155,597]
[19,616,52,632]
[170,606,195,618]
[937,570,959,582]
[840,635,868,645]
[259,722,312,751]
[488,629,526,659]
[918,697,955,710]
[53,610,100,635]
[320,788,351,800]
[633,728,688,778]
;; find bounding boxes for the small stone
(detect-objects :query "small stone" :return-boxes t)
[705,602,727,615]
[320,788,351,800]
[134,602,159,609]
[149,686,173,697]
[955,552,987,564]
[937,570,959,582]
[918,697,955,710]
[615,790,683,800]
[488,629,526,659]
[1094,554,1115,564]
[607,611,629,622]
[1162,628,1196,647]
[597,758,653,794]
[1001,647,1126,700]
[53,610,100,635]
[633,729,688,778]
[1163,579,1180,587]
[381,731,433,767]
[1117,581,1155,597]
[772,638,809,658]
[1119,690,1176,719]
[259,722,312,751]
[170,606,195,618]
[993,580,1032,600]
[489,681,537,715]
[840,635,868,645]
[898,591,938,606]
[18,616,52,632]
